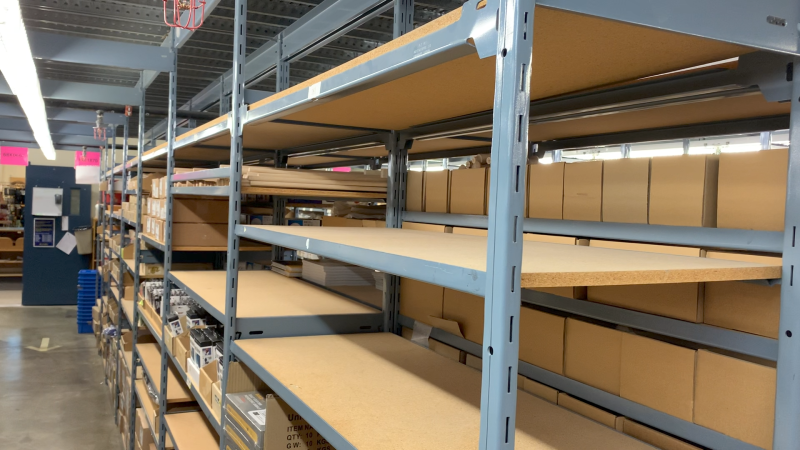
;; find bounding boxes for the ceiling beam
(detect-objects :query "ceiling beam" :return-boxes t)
[0,103,127,125]
[28,31,175,72]
[0,76,142,106]
[0,130,109,148]
[0,117,96,136]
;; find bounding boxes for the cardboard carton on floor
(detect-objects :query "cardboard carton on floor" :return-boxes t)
[557,393,623,430]
[649,154,718,227]
[424,170,450,213]
[694,350,776,450]
[527,162,565,220]
[619,333,695,421]
[704,251,782,338]
[587,240,705,322]
[619,418,701,450]
[602,158,650,224]
[406,171,425,212]
[564,318,622,395]
[399,279,444,325]
[717,148,788,231]
[563,160,603,221]
[449,167,488,215]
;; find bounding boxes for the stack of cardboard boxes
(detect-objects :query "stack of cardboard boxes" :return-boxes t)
[408,149,788,232]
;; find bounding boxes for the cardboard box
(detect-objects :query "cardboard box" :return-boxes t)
[174,335,190,373]
[321,216,363,227]
[200,361,218,408]
[563,160,603,221]
[620,333,695,421]
[406,171,425,212]
[399,279,444,325]
[518,306,565,375]
[452,227,487,236]
[522,377,558,404]
[172,223,228,247]
[136,408,154,449]
[694,350,776,450]
[172,198,229,223]
[401,222,451,233]
[429,338,466,363]
[564,319,622,395]
[449,167,488,215]
[704,281,780,339]
[649,154,718,227]
[602,158,650,224]
[424,170,450,213]
[465,353,482,371]
[620,418,701,450]
[442,288,484,343]
[527,162,565,219]
[717,148,788,231]
[587,240,704,322]
[557,393,623,430]
[211,381,222,421]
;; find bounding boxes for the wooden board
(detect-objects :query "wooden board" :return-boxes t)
[240,226,781,287]
[242,186,385,199]
[236,333,651,449]
[169,270,378,318]
[138,343,193,403]
[165,412,219,450]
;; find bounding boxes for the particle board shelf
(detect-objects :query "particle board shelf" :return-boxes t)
[232,333,651,450]
[165,412,219,450]
[165,346,222,434]
[168,270,382,337]
[137,343,193,403]
[236,226,781,295]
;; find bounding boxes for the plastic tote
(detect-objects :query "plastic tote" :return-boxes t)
[74,226,93,255]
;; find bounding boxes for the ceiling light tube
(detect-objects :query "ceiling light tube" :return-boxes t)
[0,0,56,160]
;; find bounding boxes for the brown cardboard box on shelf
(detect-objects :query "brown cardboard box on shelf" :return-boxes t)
[406,171,425,212]
[449,167,488,215]
[587,240,705,322]
[527,162,565,219]
[620,333,695,421]
[620,418,701,450]
[704,251,782,338]
[211,381,222,422]
[563,160,603,221]
[602,158,650,224]
[428,338,466,363]
[564,318,622,395]
[452,227,488,236]
[694,350,776,450]
[321,216,363,227]
[442,288,483,343]
[172,198,229,223]
[717,148,788,231]
[424,170,450,213]
[199,362,218,407]
[399,279,444,325]
[136,408,154,449]
[518,306,565,374]
[401,222,451,233]
[649,154,718,227]
[465,353,481,370]
[522,377,559,404]
[172,223,228,247]
[557,393,623,430]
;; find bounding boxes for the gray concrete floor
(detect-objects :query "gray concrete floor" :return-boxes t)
[0,296,124,450]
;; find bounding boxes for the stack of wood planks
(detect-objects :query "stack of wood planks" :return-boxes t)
[238,166,387,193]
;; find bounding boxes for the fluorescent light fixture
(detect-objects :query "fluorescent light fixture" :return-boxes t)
[0,0,56,160]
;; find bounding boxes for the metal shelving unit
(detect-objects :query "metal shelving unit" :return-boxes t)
[99,0,800,449]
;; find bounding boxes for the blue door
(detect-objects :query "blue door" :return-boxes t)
[22,166,93,306]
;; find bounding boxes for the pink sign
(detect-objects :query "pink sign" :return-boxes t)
[332,167,351,172]
[0,147,28,166]
[75,151,101,167]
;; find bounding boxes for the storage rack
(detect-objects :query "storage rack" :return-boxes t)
[99,0,800,449]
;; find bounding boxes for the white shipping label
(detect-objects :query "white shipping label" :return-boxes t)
[248,409,266,426]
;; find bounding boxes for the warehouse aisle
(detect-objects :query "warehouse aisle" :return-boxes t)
[0,305,123,450]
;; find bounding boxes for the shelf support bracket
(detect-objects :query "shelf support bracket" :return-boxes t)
[479,0,534,448]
